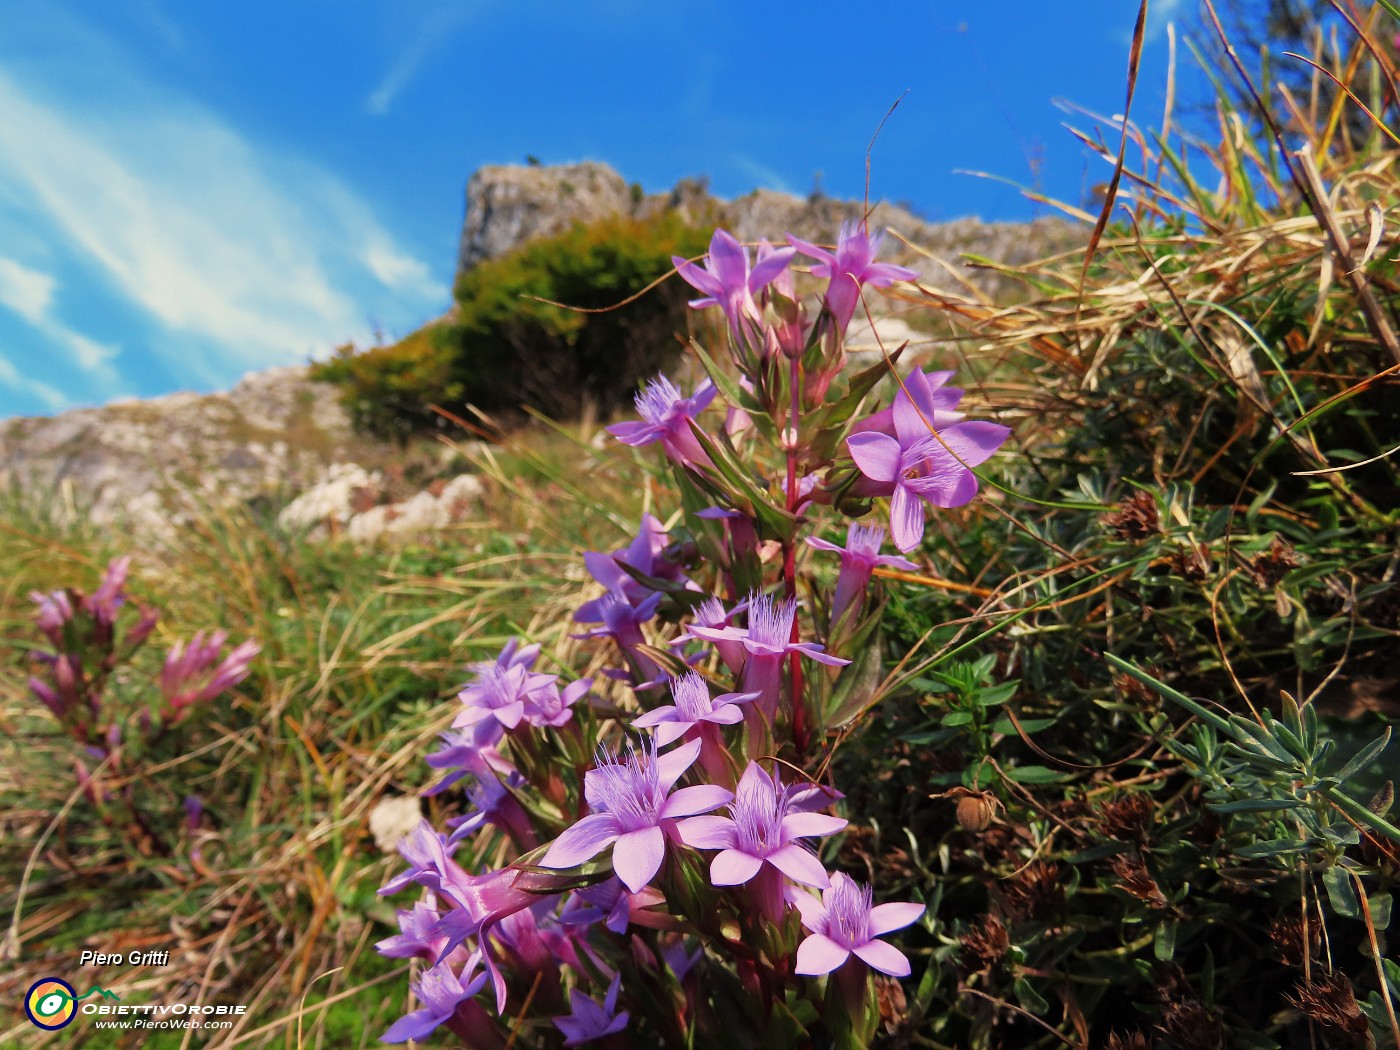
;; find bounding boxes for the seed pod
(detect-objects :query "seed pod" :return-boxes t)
[956,792,998,832]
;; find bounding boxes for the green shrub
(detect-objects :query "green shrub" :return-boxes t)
[315,211,713,435]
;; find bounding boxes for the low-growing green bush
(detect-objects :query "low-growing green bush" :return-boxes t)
[315,211,713,436]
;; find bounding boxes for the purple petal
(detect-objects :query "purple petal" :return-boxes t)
[608,420,660,446]
[654,723,690,747]
[874,552,921,572]
[748,246,795,290]
[892,388,933,445]
[790,642,852,667]
[710,849,764,886]
[782,812,848,839]
[939,420,1011,468]
[766,844,831,888]
[631,706,678,729]
[542,813,621,870]
[805,535,845,554]
[673,814,734,850]
[786,233,835,269]
[853,939,912,977]
[661,784,734,819]
[700,706,743,726]
[787,886,825,928]
[673,256,725,299]
[847,432,901,483]
[655,737,702,790]
[382,1008,445,1043]
[495,700,525,729]
[795,933,850,976]
[868,901,926,936]
[889,485,926,553]
[612,826,666,893]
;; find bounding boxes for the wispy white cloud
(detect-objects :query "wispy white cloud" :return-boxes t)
[0,50,444,388]
[0,352,69,412]
[366,6,478,116]
[0,255,123,387]
[0,257,56,323]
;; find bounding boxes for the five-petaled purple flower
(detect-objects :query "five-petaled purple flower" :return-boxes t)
[553,973,629,1046]
[806,523,920,623]
[787,222,919,332]
[846,390,1010,552]
[791,872,924,977]
[681,762,847,890]
[632,671,758,747]
[674,228,795,339]
[381,958,488,1043]
[540,737,732,893]
[607,376,717,469]
[686,593,849,720]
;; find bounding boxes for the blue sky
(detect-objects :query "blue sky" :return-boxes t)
[0,1,1196,418]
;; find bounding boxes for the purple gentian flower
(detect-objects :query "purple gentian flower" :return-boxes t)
[680,763,847,889]
[685,593,850,719]
[846,392,1011,551]
[787,222,919,332]
[577,514,692,615]
[553,973,629,1046]
[89,556,132,627]
[806,523,920,623]
[632,672,758,747]
[540,737,732,893]
[607,376,717,469]
[677,597,750,673]
[30,590,74,647]
[572,591,664,684]
[376,897,449,961]
[424,730,512,797]
[525,677,591,728]
[673,228,795,337]
[853,368,966,438]
[791,872,924,977]
[380,958,488,1043]
[378,822,458,898]
[560,876,665,935]
[469,637,541,677]
[160,631,261,715]
[455,663,558,734]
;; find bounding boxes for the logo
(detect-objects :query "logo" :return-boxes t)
[24,978,119,1030]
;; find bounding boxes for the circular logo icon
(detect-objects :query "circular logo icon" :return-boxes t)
[25,977,77,1030]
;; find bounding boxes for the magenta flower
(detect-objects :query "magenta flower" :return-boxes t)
[381,958,488,1043]
[673,228,795,337]
[160,631,261,715]
[846,394,1010,551]
[787,222,919,332]
[632,672,758,747]
[791,872,924,977]
[553,973,629,1046]
[540,737,732,893]
[30,589,74,646]
[685,593,849,718]
[681,763,846,890]
[89,556,132,627]
[607,376,717,469]
[806,523,920,623]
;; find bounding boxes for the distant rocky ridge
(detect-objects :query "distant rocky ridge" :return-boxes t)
[2,161,1082,536]
[457,161,1077,299]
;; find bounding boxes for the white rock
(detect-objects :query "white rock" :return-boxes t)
[368,796,423,853]
[278,463,381,532]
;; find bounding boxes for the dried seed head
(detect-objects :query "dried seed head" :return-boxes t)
[1286,973,1370,1048]
[959,914,1010,972]
[1267,910,1319,969]
[1155,999,1223,1050]
[1104,490,1160,540]
[954,790,1000,832]
[1000,861,1063,922]
[1105,1032,1154,1050]
[1097,792,1156,844]
[1109,851,1171,911]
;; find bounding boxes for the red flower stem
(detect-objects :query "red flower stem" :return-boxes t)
[786,353,808,758]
